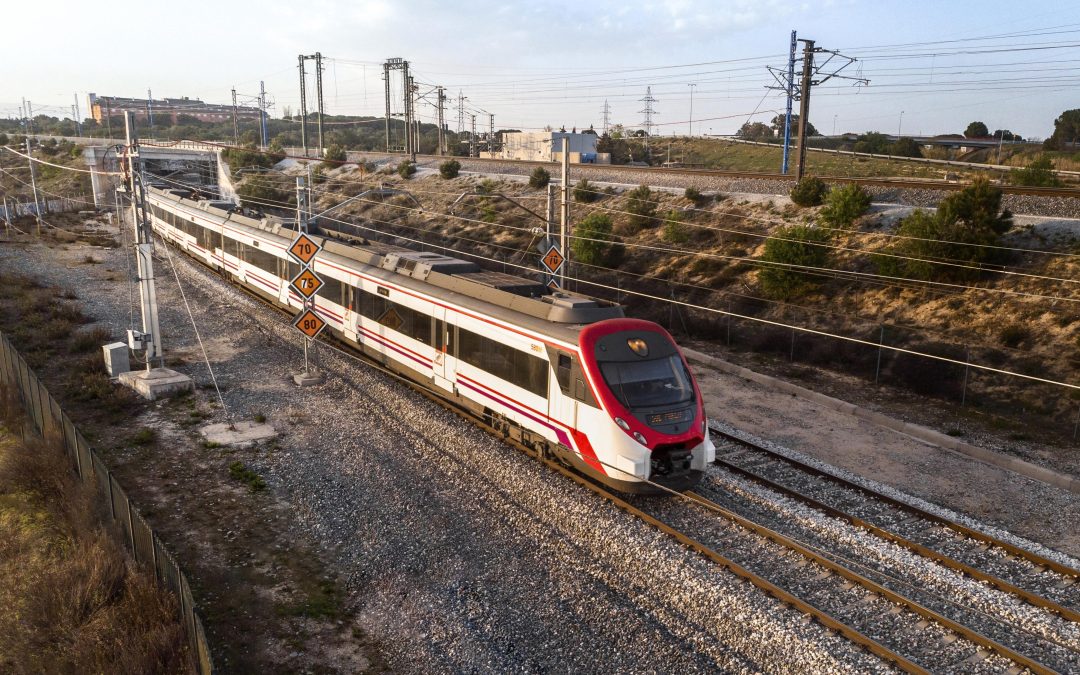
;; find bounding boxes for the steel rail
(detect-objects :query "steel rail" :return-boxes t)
[710,424,1080,581]
[681,490,1060,675]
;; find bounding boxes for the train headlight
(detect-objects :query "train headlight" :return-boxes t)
[615,417,630,431]
[633,431,647,446]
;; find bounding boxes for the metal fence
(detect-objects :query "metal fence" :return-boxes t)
[0,332,213,674]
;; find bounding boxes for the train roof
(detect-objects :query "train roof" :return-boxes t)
[147,188,625,341]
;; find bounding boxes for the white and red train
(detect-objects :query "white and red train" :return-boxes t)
[145,186,715,492]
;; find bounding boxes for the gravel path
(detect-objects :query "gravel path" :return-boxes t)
[0,225,894,673]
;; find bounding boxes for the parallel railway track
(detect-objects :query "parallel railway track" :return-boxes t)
[362,150,1080,199]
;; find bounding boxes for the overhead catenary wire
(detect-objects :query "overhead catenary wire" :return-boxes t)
[156,170,1080,306]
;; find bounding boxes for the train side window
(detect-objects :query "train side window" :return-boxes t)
[435,319,444,351]
[556,353,572,394]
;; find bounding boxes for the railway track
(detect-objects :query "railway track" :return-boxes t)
[701,423,1080,672]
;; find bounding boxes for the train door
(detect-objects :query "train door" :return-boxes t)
[433,308,454,393]
[343,285,358,343]
[548,349,578,431]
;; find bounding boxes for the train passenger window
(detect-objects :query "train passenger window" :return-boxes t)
[317,275,344,306]
[457,328,548,397]
[556,353,572,393]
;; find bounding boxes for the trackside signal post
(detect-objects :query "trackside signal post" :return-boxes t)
[290,175,326,386]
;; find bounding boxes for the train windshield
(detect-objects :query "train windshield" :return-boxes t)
[599,355,694,409]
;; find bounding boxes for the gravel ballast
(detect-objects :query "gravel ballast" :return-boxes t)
[1,226,894,672]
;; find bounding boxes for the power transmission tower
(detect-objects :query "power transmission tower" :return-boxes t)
[231,88,239,146]
[73,93,82,137]
[71,105,78,136]
[470,115,477,157]
[638,87,658,152]
[436,86,446,155]
[489,113,495,158]
[298,55,309,156]
[768,36,868,179]
[147,89,154,137]
[601,99,611,135]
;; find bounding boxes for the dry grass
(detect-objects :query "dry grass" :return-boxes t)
[0,389,189,675]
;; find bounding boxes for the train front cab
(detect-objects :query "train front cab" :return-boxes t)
[574,319,716,494]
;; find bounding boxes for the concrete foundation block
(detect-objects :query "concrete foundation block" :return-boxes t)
[200,420,276,448]
[292,369,326,387]
[118,367,194,401]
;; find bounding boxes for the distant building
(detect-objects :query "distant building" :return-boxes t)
[501,131,609,164]
[87,93,261,125]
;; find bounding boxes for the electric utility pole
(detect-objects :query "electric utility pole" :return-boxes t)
[147,89,154,137]
[258,81,269,148]
[73,92,82,136]
[436,86,447,155]
[768,35,868,180]
[123,112,164,369]
[560,141,570,288]
[231,87,239,146]
[24,138,42,234]
[315,52,325,157]
[489,113,495,158]
[470,115,477,157]
[298,55,309,156]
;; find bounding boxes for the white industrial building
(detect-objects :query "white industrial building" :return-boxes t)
[501,131,609,164]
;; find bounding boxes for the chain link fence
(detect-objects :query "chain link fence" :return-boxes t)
[0,331,213,674]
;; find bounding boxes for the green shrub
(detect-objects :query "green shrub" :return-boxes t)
[1010,156,1060,187]
[397,161,416,179]
[661,210,689,244]
[875,179,1011,281]
[819,183,871,228]
[789,176,829,207]
[0,132,8,146]
[758,224,832,298]
[322,144,346,163]
[684,186,704,204]
[439,159,461,179]
[477,178,497,195]
[572,212,617,266]
[528,167,550,188]
[228,461,266,492]
[573,179,597,203]
[625,184,657,229]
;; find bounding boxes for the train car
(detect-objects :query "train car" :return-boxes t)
[144,186,715,493]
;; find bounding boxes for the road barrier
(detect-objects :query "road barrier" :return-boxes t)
[0,332,213,674]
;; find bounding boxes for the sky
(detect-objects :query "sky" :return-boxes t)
[3,1,1080,140]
